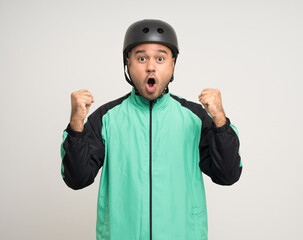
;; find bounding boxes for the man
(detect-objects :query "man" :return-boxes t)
[60,19,242,240]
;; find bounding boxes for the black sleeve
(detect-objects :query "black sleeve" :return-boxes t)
[61,113,105,190]
[199,114,242,185]
[170,94,242,185]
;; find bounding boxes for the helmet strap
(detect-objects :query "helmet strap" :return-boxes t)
[124,65,134,86]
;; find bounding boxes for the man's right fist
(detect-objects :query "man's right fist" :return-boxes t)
[70,89,94,132]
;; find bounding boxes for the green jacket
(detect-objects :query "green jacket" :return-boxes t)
[61,88,242,240]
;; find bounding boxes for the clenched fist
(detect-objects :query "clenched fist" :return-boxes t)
[198,88,226,127]
[70,89,94,132]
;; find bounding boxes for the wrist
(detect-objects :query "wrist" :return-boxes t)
[213,113,226,128]
[70,118,84,132]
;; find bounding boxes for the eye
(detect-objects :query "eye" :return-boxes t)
[138,57,147,62]
[157,57,164,62]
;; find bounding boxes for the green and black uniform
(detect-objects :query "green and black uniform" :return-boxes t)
[61,88,242,240]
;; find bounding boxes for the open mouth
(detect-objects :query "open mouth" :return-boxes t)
[146,77,157,93]
[147,77,155,87]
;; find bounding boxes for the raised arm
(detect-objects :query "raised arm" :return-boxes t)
[198,89,242,185]
[60,90,105,190]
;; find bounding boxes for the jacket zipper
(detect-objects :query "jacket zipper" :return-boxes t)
[149,100,153,240]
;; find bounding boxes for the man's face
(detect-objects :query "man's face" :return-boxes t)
[127,43,175,101]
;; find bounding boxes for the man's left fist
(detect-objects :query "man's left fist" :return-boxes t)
[198,88,226,127]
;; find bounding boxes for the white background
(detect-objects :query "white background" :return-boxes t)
[1,0,302,239]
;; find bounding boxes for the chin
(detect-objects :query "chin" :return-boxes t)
[141,93,156,101]
[144,95,156,101]
[139,88,162,101]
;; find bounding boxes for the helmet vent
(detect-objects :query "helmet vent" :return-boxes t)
[157,28,164,34]
[142,27,149,33]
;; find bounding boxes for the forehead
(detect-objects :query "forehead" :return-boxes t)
[130,43,172,56]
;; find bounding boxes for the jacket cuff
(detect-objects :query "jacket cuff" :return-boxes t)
[211,117,231,133]
[66,123,87,138]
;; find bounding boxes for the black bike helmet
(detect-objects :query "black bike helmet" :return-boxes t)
[123,19,179,86]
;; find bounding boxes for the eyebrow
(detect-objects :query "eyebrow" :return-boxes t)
[134,49,168,55]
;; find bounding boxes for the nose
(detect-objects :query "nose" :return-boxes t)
[147,60,156,73]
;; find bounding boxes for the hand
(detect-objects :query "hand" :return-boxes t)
[70,89,94,131]
[198,88,226,127]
